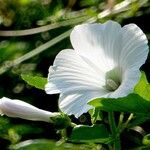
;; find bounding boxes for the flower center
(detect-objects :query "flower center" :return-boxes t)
[104,67,122,92]
[105,79,120,91]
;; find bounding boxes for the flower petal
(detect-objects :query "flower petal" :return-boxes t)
[108,24,148,98]
[70,21,122,73]
[59,90,108,118]
[109,69,141,98]
[120,24,148,70]
[45,49,106,95]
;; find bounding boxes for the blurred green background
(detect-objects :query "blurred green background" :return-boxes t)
[0,0,150,149]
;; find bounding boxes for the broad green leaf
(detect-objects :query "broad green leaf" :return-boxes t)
[134,72,150,100]
[10,139,96,150]
[69,124,112,144]
[89,94,150,116]
[21,74,47,90]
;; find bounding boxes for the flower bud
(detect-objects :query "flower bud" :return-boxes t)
[0,97,59,122]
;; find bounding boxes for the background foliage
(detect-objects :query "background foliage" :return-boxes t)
[0,0,150,149]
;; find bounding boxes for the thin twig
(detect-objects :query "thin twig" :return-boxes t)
[0,0,145,36]
[0,0,147,75]
[0,16,89,37]
[0,29,72,74]
[89,0,147,22]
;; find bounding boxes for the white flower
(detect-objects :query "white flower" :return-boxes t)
[45,20,149,118]
[0,97,59,122]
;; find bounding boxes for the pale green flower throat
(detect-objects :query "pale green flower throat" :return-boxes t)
[105,67,122,91]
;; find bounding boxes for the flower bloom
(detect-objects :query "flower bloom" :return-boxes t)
[45,20,149,118]
[0,97,59,122]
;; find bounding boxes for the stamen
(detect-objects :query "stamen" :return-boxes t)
[106,79,120,91]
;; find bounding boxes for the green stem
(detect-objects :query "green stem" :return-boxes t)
[124,113,134,128]
[108,112,121,150]
[118,112,124,128]
[71,122,77,127]
[117,112,124,133]
[60,129,67,141]
[119,113,134,133]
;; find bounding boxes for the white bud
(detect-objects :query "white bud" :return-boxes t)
[0,97,59,122]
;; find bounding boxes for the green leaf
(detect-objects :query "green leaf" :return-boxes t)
[69,124,112,144]
[10,139,96,150]
[143,134,150,145]
[21,74,47,90]
[89,94,150,116]
[134,72,150,100]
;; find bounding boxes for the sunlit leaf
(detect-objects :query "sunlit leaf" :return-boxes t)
[143,134,150,146]
[134,72,150,100]
[21,74,47,90]
[89,94,150,116]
